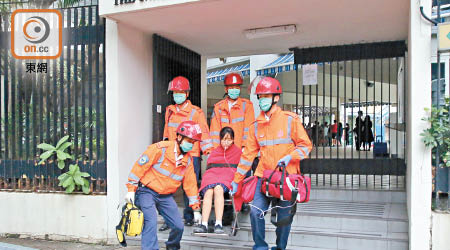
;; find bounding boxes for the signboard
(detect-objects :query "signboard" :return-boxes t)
[438,22,450,51]
[302,64,318,85]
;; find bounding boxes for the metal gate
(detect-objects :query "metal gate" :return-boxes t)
[152,34,201,143]
[286,41,407,189]
[0,4,106,193]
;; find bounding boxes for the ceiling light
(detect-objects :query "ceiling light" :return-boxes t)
[244,24,297,39]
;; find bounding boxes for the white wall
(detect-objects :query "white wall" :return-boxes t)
[432,212,450,249]
[105,20,154,243]
[0,193,107,242]
[407,1,432,249]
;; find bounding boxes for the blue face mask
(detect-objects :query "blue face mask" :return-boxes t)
[228,88,240,100]
[259,97,272,112]
[180,140,194,153]
[173,93,186,104]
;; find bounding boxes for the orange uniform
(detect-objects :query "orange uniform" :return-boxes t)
[209,97,255,149]
[126,141,200,210]
[233,106,313,183]
[163,100,213,157]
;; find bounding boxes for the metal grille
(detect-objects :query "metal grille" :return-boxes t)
[0,5,106,193]
[152,34,201,143]
[288,42,407,190]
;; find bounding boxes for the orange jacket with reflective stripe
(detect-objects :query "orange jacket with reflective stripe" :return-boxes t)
[233,106,313,184]
[163,100,213,157]
[126,141,200,210]
[209,97,255,149]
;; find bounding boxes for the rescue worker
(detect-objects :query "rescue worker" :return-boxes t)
[162,76,213,228]
[230,77,312,250]
[209,72,255,149]
[125,121,202,250]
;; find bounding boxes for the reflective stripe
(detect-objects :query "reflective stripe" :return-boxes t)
[243,101,246,112]
[128,172,140,183]
[127,181,138,187]
[212,139,220,144]
[189,109,196,121]
[299,146,310,156]
[202,139,212,144]
[237,167,247,175]
[244,128,249,132]
[170,173,183,181]
[287,116,292,137]
[259,138,293,147]
[152,148,185,182]
[168,122,179,128]
[295,148,306,159]
[187,157,192,167]
[201,143,213,151]
[243,135,248,140]
[256,116,294,147]
[188,196,198,205]
[232,117,244,123]
[254,122,258,137]
[211,112,215,118]
[221,118,229,123]
[239,158,252,166]
[210,131,220,136]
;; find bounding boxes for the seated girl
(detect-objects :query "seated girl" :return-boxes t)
[194,127,242,234]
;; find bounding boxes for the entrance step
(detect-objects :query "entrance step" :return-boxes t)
[129,189,408,249]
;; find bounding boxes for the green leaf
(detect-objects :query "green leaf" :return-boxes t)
[79,172,90,178]
[57,160,65,170]
[39,150,55,160]
[65,183,75,194]
[37,143,56,151]
[58,142,72,152]
[38,159,46,165]
[62,176,74,188]
[74,173,84,186]
[57,173,68,181]
[56,150,72,161]
[56,135,70,149]
[68,164,79,174]
[82,184,90,194]
[58,175,70,187]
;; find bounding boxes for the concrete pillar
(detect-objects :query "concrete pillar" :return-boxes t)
[407,0,432,249]
[105,20,153,243]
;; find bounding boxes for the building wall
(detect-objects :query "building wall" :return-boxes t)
[105,20,154,242]
[407,0,433,249]
[0,193,107,243]
[432,212,450,249]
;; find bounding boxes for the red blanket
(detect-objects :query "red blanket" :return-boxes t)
[199,144,242,192]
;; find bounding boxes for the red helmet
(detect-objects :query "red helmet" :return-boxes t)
[224,73,243,86]
[168,76,190,92]
[176,121,202,141]
[255,77,282,95]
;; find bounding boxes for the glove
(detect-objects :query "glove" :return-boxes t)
[277,155,292,166]
[230,181,238,196]
[125,192,135,204]
[193,211,202,224]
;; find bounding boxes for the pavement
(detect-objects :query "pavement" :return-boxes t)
[0,237,141,250]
